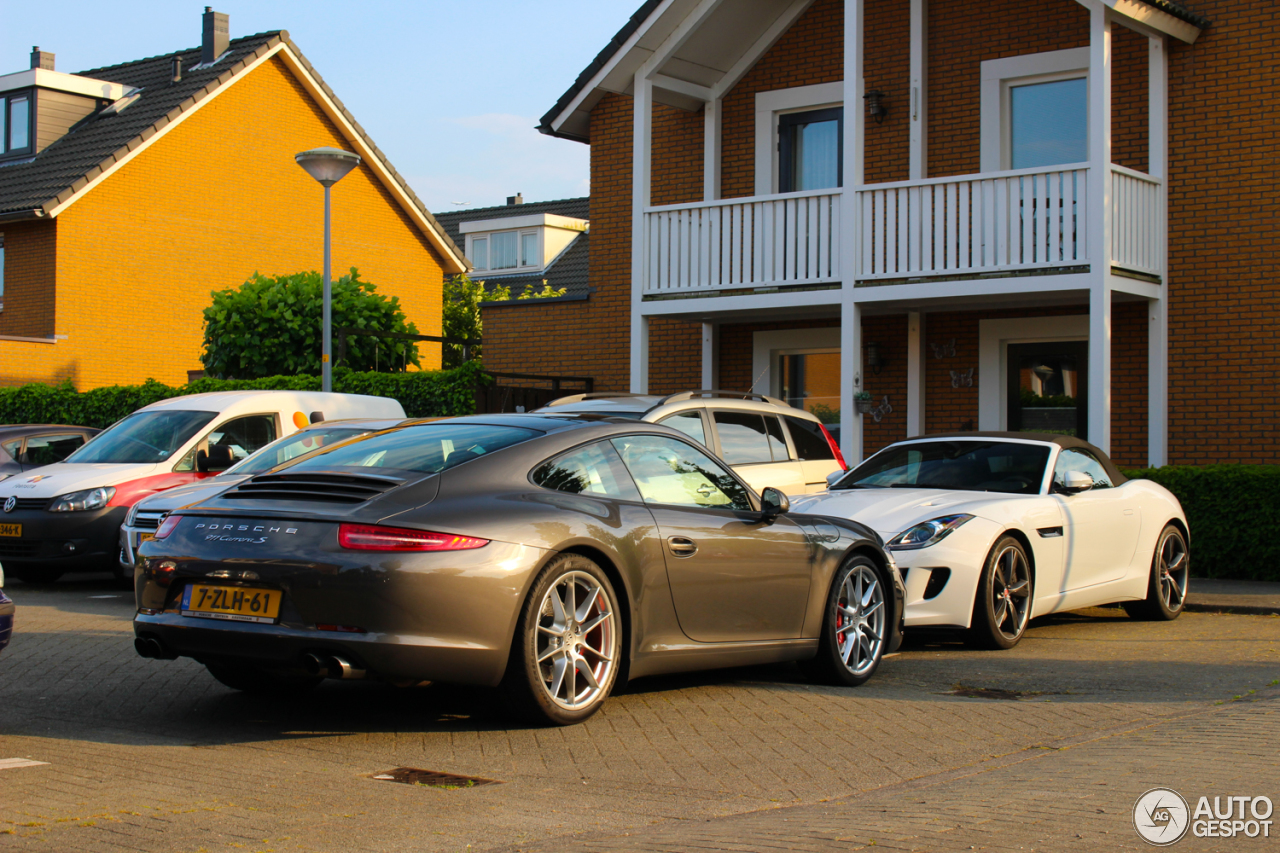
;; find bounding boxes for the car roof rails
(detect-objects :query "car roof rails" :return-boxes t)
[543,391,654,408]
[657,389,793,408]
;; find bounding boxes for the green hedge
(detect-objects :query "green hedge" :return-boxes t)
[0,361,489,429]
[1124,464,1280,581]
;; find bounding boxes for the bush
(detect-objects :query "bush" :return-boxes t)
[202,269,419,378]
[1123,464,1280,581]
[0,362,489,429]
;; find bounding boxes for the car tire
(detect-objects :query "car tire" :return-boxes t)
[799,555,889,687]
[206,662,323,695]
[8,565,65,585]
[501,553,621,726]
[1123,524,1188,622]
[966,535,1034,650]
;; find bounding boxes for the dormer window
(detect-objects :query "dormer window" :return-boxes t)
[1,91,33,156]
[461,213,587,274]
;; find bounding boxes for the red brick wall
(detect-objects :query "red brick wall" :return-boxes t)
[1111,24,1149,173]
[1111,300,1148,468]
[1164,0,1280,464]
[0,219,57,338]
[651,104,704,207]
[864,0,912,184]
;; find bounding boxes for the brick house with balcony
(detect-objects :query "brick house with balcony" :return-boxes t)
[0,9,466,390]
[481,0,1278,469]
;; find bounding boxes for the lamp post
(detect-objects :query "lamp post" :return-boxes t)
[295,146,361,392]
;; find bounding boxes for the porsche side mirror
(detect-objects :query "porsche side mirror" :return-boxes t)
[825,470,844,488]
[761,487,791,519]
[1061,471,1094,494]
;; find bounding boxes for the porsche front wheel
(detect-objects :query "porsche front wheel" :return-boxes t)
[800,555,888,687]
[967,536,1033,650]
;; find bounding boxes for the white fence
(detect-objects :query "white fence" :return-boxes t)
[1110,164,1163,277]
[643,189,840,294]
[640,163,1163,295]
[856,165,1089,280]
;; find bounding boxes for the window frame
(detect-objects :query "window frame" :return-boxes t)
[778,107,844,194]
[529,440,644,504]
[1,89,35,159]
[979,48,1090,173]
[610,433,758,513]
[467,228,542,273]
[175,412,282,472]
[1051,446,1114,491]
[753,82,843,195]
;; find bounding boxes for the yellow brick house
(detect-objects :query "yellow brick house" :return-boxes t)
[0,10,466,389]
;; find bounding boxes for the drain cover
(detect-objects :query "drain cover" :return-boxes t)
[370,767,500,789]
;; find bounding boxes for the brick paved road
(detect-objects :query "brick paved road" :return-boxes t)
[0,575,1278,852]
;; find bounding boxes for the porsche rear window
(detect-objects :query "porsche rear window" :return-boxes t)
[838,441,1051,493]
[279,423,537,474]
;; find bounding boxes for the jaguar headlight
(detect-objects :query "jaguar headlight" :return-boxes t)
[886,514,974,551]
[49,486,116,513]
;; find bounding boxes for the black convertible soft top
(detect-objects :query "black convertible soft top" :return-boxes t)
[893,432,1128,487]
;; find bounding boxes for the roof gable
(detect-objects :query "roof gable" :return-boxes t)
[0,32,466,272]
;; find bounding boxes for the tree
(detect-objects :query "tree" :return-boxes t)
[441,274,567,368]
[201,268,420,378]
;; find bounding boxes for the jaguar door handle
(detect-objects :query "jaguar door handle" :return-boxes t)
[667,536,698,557]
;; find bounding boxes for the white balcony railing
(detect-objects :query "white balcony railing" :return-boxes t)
[644,188,841,294]
[857,165,1089,280]
[1110,164,1163,277]
[641,163,1162,296]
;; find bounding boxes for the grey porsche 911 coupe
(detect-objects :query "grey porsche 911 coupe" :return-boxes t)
[133,415,902,725]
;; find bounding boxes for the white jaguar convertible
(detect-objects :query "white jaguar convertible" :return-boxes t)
[791,433,1189,649]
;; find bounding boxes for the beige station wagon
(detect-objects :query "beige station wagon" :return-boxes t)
[537,390,845,495]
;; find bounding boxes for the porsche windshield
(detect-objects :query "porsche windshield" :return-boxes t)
[280,423,538,474]
[836,441,1051,494]
[66,410,217,464]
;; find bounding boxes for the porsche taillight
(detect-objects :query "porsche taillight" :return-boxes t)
[337,523,488,552]
[154,515,182,539]
[819,424,848,470]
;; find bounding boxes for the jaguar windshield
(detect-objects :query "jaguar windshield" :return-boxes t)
[835,440,1051,494]
[66,411,217,464]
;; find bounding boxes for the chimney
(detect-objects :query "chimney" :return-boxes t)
[30,46,55,71]
[202,7,229,65]
[506,193,524,206]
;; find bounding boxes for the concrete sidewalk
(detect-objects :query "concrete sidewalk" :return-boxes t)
[1186,577,1280,615]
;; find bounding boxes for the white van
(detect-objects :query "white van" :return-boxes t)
[0,391,405,583]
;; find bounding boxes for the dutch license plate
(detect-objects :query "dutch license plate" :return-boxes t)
[136,532,154,548]
[181,584,281,624]
[0,523,19,537]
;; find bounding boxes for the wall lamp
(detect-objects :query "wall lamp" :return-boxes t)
[865,341,885,375]
[864,89,888,123]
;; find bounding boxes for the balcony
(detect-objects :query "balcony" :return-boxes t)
[641,164,1162,297]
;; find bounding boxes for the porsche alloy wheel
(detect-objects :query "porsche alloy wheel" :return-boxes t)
[504,554,620,725]
[1124,525,1188,621]
[801,556,888,687]
[968,536,1033,650]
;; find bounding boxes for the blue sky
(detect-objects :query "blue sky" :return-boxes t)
[1,1,640,211]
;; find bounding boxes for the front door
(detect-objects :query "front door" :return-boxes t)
[1007,341,1087,440]
[611,434,812,642]
[1051,447,1142,588]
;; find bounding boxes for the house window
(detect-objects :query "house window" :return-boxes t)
[779,108,843,193]
[1,91,34,157]
[1009,78,1087,169]
[469,229,541,272]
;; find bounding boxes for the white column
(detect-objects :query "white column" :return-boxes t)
[703,99,721,201]
[840,0,865,461]
[1147,34,1168,466]
[908,0,928,180]
[700,322,719,389]
[1086,3,1112,452]
[630,72,653,394]
[906,311,924,436]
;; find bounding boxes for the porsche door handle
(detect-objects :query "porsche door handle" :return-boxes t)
[667,536,698,557]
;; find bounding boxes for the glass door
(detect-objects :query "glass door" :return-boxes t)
[777,350,841,425]
[1006,341,1087,439]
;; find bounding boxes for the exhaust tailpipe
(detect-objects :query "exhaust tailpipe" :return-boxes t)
[134,636,176,660]
[302,652,366,680]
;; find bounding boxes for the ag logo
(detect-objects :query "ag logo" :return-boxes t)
[1135,787,1191,846]
[3,496,14,513]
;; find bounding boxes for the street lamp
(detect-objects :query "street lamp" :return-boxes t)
[295,146,361,392]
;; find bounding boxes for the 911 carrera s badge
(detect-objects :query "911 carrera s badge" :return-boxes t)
[193,522,298,544]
